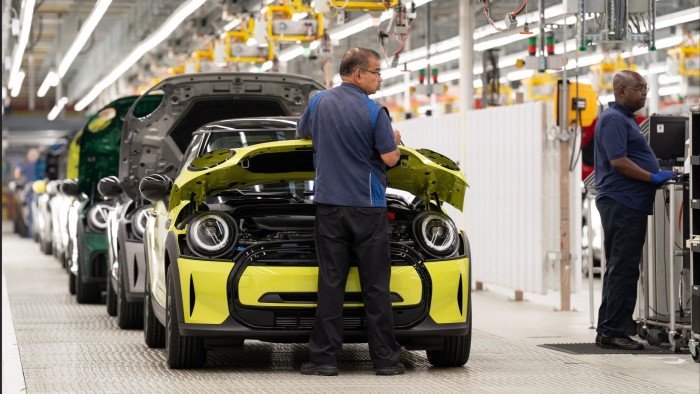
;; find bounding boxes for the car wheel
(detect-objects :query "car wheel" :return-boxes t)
[117,258,143,330]
[40,236,52,255]
[143,268,165,348]
[68,271,76,295]
[426,297,472,367]
[75,237,101,304]
[165,265,206,369]
[106,274,117,317]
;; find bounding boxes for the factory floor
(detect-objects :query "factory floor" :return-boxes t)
[2,221,698,393]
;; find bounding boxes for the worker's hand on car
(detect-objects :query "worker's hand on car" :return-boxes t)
[393,129,402,145]
[650,170,677,185]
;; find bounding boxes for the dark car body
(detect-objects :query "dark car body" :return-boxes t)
[101,73,324,328]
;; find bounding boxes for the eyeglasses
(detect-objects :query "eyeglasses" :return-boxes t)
[624,85,649,93]
[358,68,381,77]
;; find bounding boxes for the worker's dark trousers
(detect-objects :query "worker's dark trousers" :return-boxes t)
[596,196,648,338]
[308,204,401,368]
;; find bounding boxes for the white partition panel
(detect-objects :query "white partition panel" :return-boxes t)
[397,102,580,295]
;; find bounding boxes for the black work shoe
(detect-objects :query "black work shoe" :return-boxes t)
[375,362,406,376]
[595,333,602,345]
[598,335,644,350]
[300,362,338,376]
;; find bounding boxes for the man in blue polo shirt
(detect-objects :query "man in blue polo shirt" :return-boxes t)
[594,70,676,350]
[297,47,403,376]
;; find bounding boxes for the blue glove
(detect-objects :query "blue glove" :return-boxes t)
[650,170,677,185]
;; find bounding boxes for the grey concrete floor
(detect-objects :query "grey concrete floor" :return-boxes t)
[2,222,699,393]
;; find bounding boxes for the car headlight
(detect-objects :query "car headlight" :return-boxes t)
[185,212,238,258]
[87,202,111,232]
[412,211,459,258]
[131,205,151,240]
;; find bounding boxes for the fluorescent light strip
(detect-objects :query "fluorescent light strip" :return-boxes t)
[47,97,69,121]
[37,70,59,98]
[658,74,682,85]
[658,84,681,96]
[374,55,678,101]
[7,0,36,92]
[375,6,699,84]
[58,0,112,77]
[279,46,305,62]
[38,0,111,98]
[10,71,25,97]
[74,0,206,111]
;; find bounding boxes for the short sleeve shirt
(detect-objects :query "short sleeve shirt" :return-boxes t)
[594,102,660,214]
[296,83,397,207]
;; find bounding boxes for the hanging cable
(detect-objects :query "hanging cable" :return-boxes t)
[483,0,527,32]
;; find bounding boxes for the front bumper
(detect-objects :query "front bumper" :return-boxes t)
[171,242,470,347]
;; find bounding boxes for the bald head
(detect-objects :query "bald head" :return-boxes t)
[612,70,647,113]
[612,70,641,94]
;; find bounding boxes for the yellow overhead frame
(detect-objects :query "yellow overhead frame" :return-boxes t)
[523,72,557,101]
[589,55,637,91]
[190,50,214,73]
[266,0,324,42]
[667,44,700,77]
[329,0,399,11]
[223,20,274,63]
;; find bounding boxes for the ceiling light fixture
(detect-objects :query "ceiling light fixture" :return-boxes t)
[38,0,112,98]
[10,71,25,97]
[372,6,698,85]
[7,0,36,93]
[74,0,207,111]
[47,97,69,121]
[37,70,59,98]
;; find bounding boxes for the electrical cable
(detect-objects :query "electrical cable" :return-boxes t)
[482,0,527,32]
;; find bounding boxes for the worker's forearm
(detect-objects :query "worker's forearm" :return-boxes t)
[610,157,653,182]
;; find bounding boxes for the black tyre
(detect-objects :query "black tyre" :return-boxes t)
[117,259,143,329]
[646,330,665,347]
[106,275,117,317]
[165,265,206,369]
[637,323,648,340]
[40,236,52,255]
[692,348,700,363]
[143,268,165,348]
[426,294,472,367]
[68,271,76,295]
[75,239,101,304]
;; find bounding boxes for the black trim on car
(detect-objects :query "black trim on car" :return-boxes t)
[224,240,432,331]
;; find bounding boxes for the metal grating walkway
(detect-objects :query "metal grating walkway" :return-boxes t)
[2,225,698,393]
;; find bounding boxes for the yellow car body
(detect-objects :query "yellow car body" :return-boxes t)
[143,126,471,369]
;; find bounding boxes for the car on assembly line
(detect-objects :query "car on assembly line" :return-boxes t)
[99,72,324,329]
[61,96,160,304]
[138,117,472,369]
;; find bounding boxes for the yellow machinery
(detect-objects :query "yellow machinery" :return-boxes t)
[667,43,700,77]
[523,72,557,101]
[266,0,323,43]
[554,81,598,127]
[222,19,274,63]
[590,55,637,91]
[325,0,399,11]
[185,50,215,73]
[523,73,598,127]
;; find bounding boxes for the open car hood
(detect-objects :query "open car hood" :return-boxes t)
[78,96,140,198]
[119,72,325,201]
[170,140,468,211]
